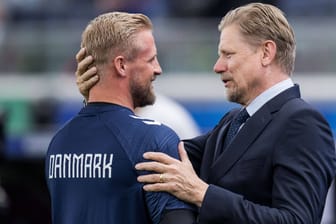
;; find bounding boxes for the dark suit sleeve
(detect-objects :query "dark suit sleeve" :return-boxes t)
[198,107,336,224]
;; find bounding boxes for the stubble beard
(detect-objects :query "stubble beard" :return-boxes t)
[131,80,156,108]
[226,84,245,105]
[227,85,240,104]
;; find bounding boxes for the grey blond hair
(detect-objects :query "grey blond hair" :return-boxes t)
[81,12,152,66]
[219,3,296,75]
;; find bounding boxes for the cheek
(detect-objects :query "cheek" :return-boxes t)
[138,68,153,85]
[227,57,243,74]
[231,64,252,89]
[228,61,244,80]
[138,64,152,75]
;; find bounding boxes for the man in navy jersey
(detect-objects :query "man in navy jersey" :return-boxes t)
[45,12,195,224]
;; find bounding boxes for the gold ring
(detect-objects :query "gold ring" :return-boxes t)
[159,173,164,183]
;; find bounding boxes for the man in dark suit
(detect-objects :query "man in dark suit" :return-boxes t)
[75,3,336,223]
[135,3,336,223]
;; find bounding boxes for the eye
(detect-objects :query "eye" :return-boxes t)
[148,56,156,63]
[225,53,233,59]
[219,51,233,59]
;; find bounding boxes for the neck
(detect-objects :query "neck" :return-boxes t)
[88,72,135,111]
[244,70,290,106]
[88,95,134,111]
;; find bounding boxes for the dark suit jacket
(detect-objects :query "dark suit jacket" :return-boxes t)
[185,85,336,224]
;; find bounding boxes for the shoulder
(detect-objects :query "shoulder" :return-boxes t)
[128,114,178,137]
[104,113,181,158]
[129,115,181,159]
[280,98,329,124]
[274,98,334,150]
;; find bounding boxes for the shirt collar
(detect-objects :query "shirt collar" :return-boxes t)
[246,78,294,116]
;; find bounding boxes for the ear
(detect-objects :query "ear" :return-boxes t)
[114,56,127,77]
[260,40,276,67]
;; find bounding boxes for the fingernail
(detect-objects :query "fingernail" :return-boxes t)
[143,152,152,158]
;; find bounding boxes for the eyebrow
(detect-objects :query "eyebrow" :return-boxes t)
[218,49,234,56]
[147,54,157,62]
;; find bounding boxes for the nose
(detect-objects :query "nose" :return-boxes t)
[213,57,227,74]
[154,59,162,76]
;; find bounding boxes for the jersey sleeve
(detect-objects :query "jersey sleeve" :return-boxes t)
[142,125,196,224]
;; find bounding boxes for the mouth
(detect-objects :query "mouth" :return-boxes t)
[150,78,155,89]
[221,78,231,87]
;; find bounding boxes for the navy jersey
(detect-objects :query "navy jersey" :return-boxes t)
[45,103,193,224]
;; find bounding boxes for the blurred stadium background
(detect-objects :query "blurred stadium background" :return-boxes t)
[0,0,335,223]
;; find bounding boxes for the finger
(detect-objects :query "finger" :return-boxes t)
[137,173,163,183]
[178,142,190,163]
[143,151,178,165]
[76,67,98,86]
[78,75,99,96]
[135,161,166,173]
[76,55,95,78]
[178,142,194,168]
[75,48,87,62]
[143,183,168,192]
[80,67,98,83]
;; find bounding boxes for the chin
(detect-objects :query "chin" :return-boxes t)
[136,95,156,108]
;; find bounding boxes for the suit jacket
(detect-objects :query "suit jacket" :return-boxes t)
[184,85,336,224]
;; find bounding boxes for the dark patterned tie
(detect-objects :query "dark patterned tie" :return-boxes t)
[223,108,250,149]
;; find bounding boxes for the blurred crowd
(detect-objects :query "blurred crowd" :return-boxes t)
[1,0,335,22]
[1,0,280,21]
[0,0,336,74]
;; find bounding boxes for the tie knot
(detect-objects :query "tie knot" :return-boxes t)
[235,108,249,124]
[222,108,250,150]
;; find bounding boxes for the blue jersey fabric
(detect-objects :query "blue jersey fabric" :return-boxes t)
[45,103,193,224]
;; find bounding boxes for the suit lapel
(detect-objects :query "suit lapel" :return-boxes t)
[208,85,301,183]
[199,111,236,182]
[210,108,272,182]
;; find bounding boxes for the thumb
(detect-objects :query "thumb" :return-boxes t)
[178,142,191,165]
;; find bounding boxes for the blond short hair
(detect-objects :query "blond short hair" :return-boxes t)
[81,12,152,66]
[219,3,296,75]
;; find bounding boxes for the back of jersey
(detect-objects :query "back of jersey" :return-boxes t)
[45,103,157,224]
